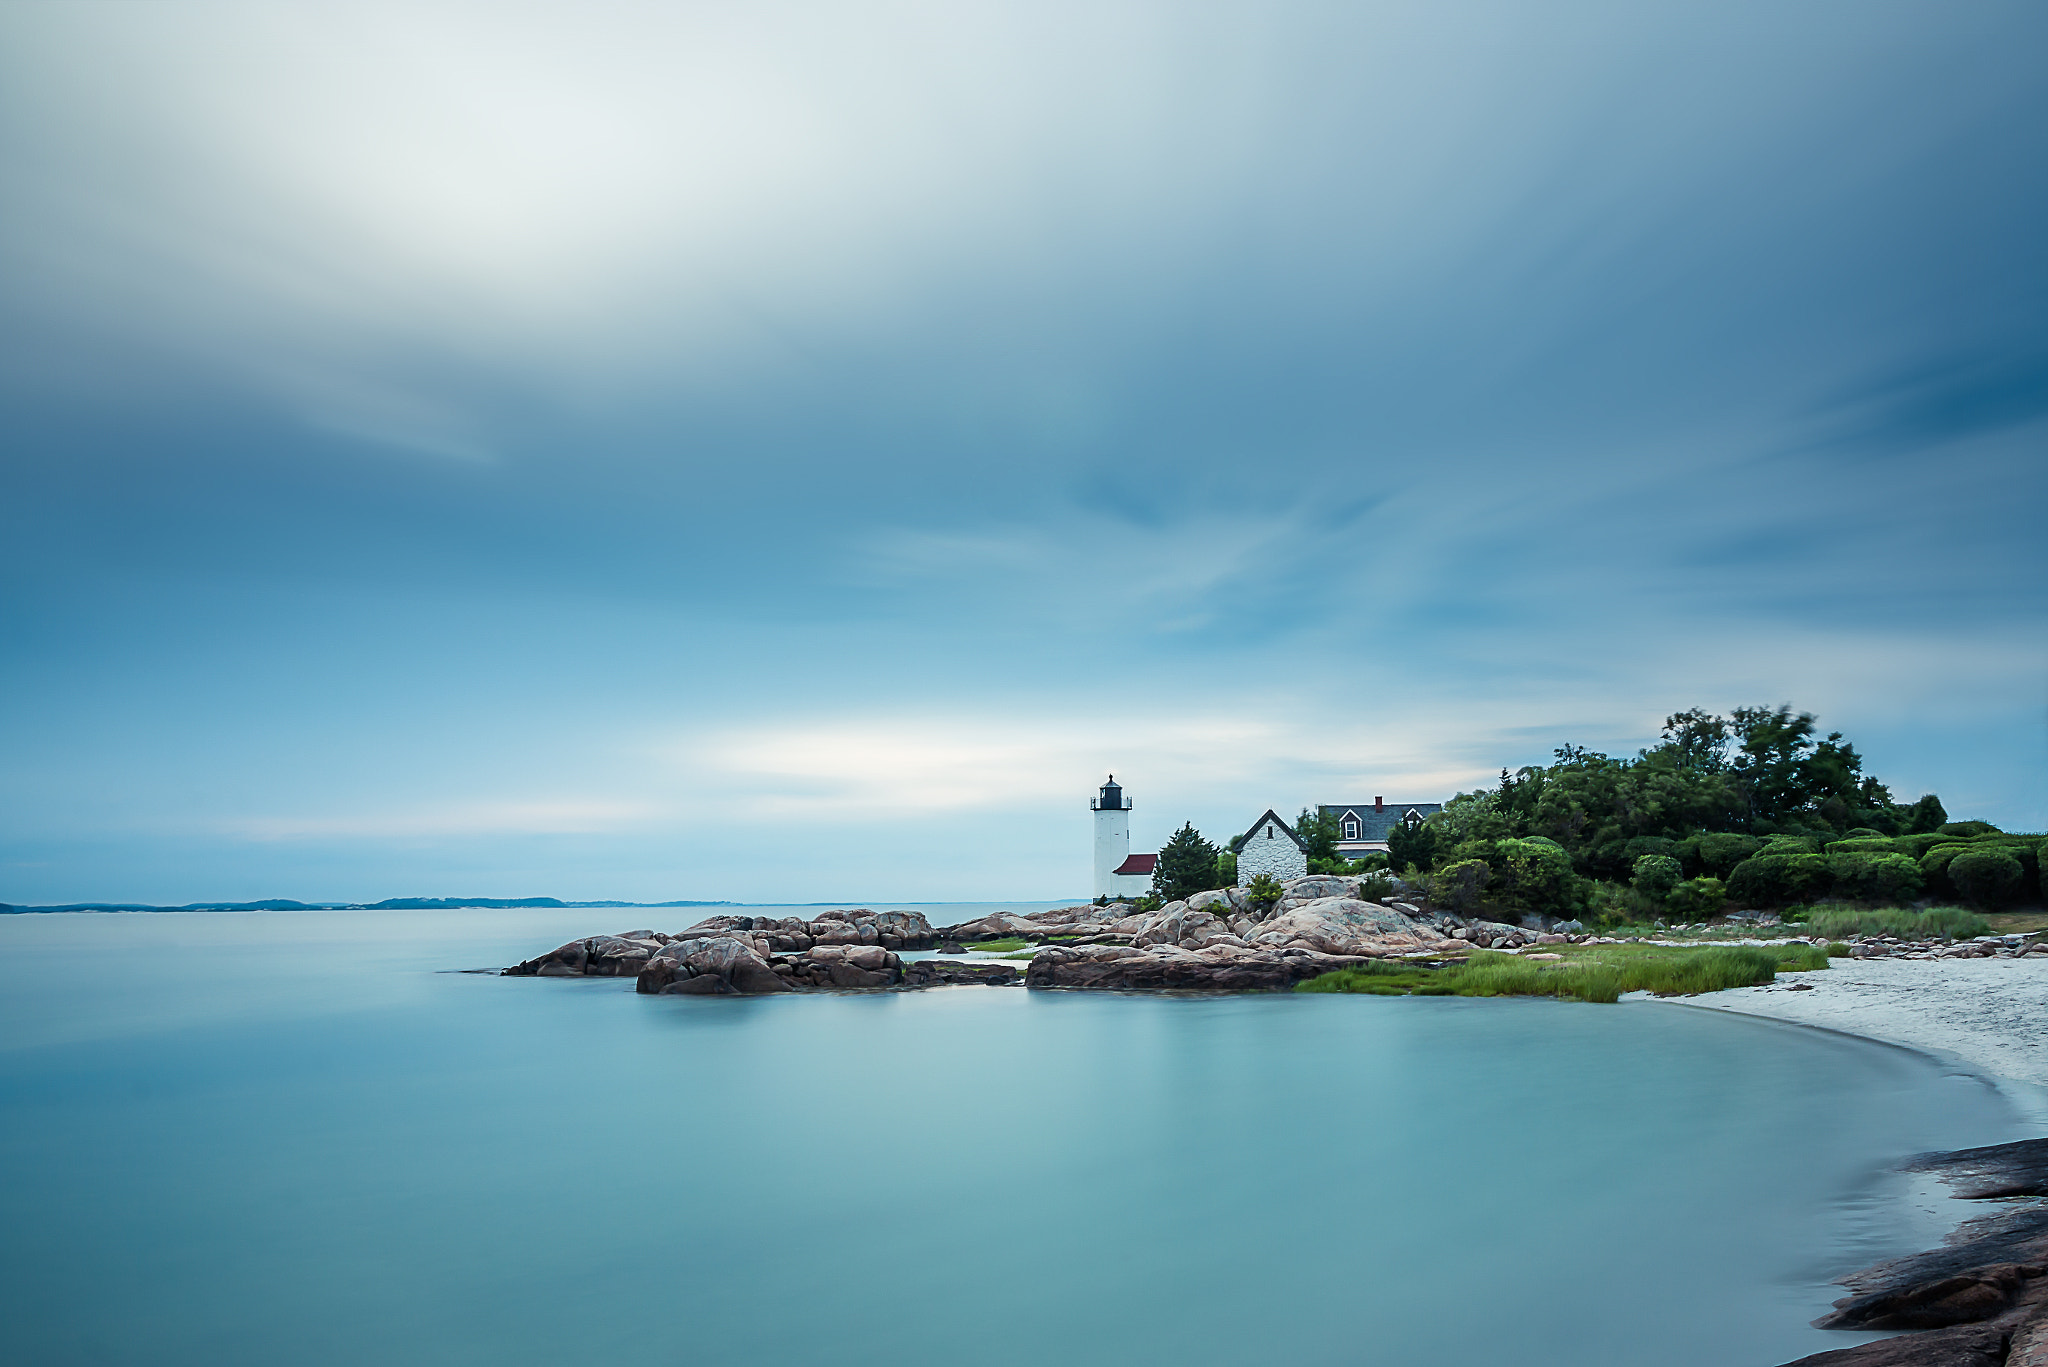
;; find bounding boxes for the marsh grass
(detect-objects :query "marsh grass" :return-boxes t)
[1297,944,1826,1003]
[966,937,1030,952]
[1801,906,1989,941]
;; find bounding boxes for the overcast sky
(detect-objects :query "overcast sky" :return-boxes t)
[2,0,2043,904]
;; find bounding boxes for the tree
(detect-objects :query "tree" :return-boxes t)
[1905,794,1948,834]
[1295,807,1341,864]
[1151,822,1221,904]
[1632,854,1682,901]
[1386,813,1442,874]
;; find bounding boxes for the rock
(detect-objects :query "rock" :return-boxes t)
[1242,898,1453,957]
[1026,942,1366,991]
[636,936,792,996]
[1773,1323,2014,1367]
[1132,904,1232,949]
[898,960,1021,988]
[2011,1305,2048,1367]
[1186,889,1232,913]
[1903,1139,2048,1202]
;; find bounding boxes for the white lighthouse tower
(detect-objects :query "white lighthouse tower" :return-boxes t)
[1091,775,1155,899]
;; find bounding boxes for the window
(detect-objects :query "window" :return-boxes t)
[1266,826,1274,839]
[1343,820,1358,839]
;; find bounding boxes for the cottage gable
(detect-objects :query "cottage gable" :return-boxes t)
[1234,808,1308,882]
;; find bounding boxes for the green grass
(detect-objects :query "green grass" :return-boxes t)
[1800,906,1989,941]
[1297,944,1828,1004]
[1825,942,1852,958]
[964,937,1029,952]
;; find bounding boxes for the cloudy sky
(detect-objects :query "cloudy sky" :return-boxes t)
[2,0,2042,904]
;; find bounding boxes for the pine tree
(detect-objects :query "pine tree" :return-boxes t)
[1150,822,1221,904]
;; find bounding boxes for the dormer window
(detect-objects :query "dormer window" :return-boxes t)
[1343,820,1358,839]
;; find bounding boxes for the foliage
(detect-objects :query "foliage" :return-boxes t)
[1905,794,1948,834]
[1151,822,1221,904]
[1631,854,1682,901]
[1948,848,2024,907]
[1215,851,1237,886]
[1692,832,1762,877]
[1726,852,1829,906]
[1664,876,1726,921]
[1825,852,1923,903]
[1825,942,1853,958]
[1295,808,1342,864]
[1297,944,1826,1003]
[1132,893,1162,914]
[1430,859,1492,913]
[1242,873,1285,911]
[1385,816,1442,875]
[1801,906,1990,940]
[1357,872,1398,903]
[965,937,1028,952]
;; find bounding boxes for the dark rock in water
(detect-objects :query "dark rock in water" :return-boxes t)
[1815,1206,2048,1330]
[1784,1136,2048,1366]
[1026,943,1365,991]
[1775,1323,2015,1367]
[899,960,1019,987]
[1904,1139,2048,1202]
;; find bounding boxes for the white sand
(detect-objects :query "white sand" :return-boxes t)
[1672,956,2048,1099]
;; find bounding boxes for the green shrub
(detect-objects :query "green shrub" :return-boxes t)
[1825,942,1852,957]
[1826,851,1923,903]
[1431,859,1492,912]
[1695,833,1763,877]
[1665,876,1726,920]
[1215,852,1237,886]
[1492,838,1582,918]
[1242,874,1284,911]
[1948,848,2023,907]
[1825,838,1901,855]
[1727,852,1829,906]
[1632,854,1683,901]
[1356,873,1397,903]
[1939,821,2001,838]
[1802,906,1990,940]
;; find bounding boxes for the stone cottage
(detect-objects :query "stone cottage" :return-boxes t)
[1234,809,1308,882]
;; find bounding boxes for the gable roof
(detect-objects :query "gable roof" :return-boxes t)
[1321,802,1443,842]
[1236,809,1309,852]
[1113,853,1158,875]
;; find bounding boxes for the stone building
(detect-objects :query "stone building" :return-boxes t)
[1234,809,1308,882]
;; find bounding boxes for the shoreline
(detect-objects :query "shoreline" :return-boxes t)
[1667,956,2048,1124]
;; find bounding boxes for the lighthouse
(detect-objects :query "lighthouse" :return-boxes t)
[1091,775,1156,899]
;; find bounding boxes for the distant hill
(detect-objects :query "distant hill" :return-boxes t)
[1,897,739,914]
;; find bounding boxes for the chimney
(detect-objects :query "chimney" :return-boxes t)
[1375,796,1384,812]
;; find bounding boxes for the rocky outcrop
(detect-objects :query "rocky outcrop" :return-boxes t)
[1026,942,1369,991]
[636,935,793,995]
[508,878,1478,998]
[1242,897,1456,956]
[1778,1138,2048,1367]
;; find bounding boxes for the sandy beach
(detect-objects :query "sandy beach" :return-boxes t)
[1676,956,2048,1103]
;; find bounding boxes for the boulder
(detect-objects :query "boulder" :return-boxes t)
[1026,942,1366,991]
[1242,898,1453,957]
[636,936,791,996]
[1131,903,1233,949]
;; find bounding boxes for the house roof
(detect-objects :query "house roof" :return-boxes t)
[1113,853,1158,875]
[1235,809,1309,852]
[1321,802,1443,842]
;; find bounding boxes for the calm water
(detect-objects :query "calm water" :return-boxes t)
[0,907,2027,1367]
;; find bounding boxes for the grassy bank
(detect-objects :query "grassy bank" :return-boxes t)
[1799,906,1988,940]
[1297,944,1829,1004]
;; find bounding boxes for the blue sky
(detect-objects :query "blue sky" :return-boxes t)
[3,0,2043,904]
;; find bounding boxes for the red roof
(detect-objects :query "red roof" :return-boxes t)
[1114,853,1157,875]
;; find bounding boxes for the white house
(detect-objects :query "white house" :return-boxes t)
[1091,775,1157,899]
[1234,809,1308,882]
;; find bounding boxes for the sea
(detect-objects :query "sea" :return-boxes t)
[0,905,2028,1367]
